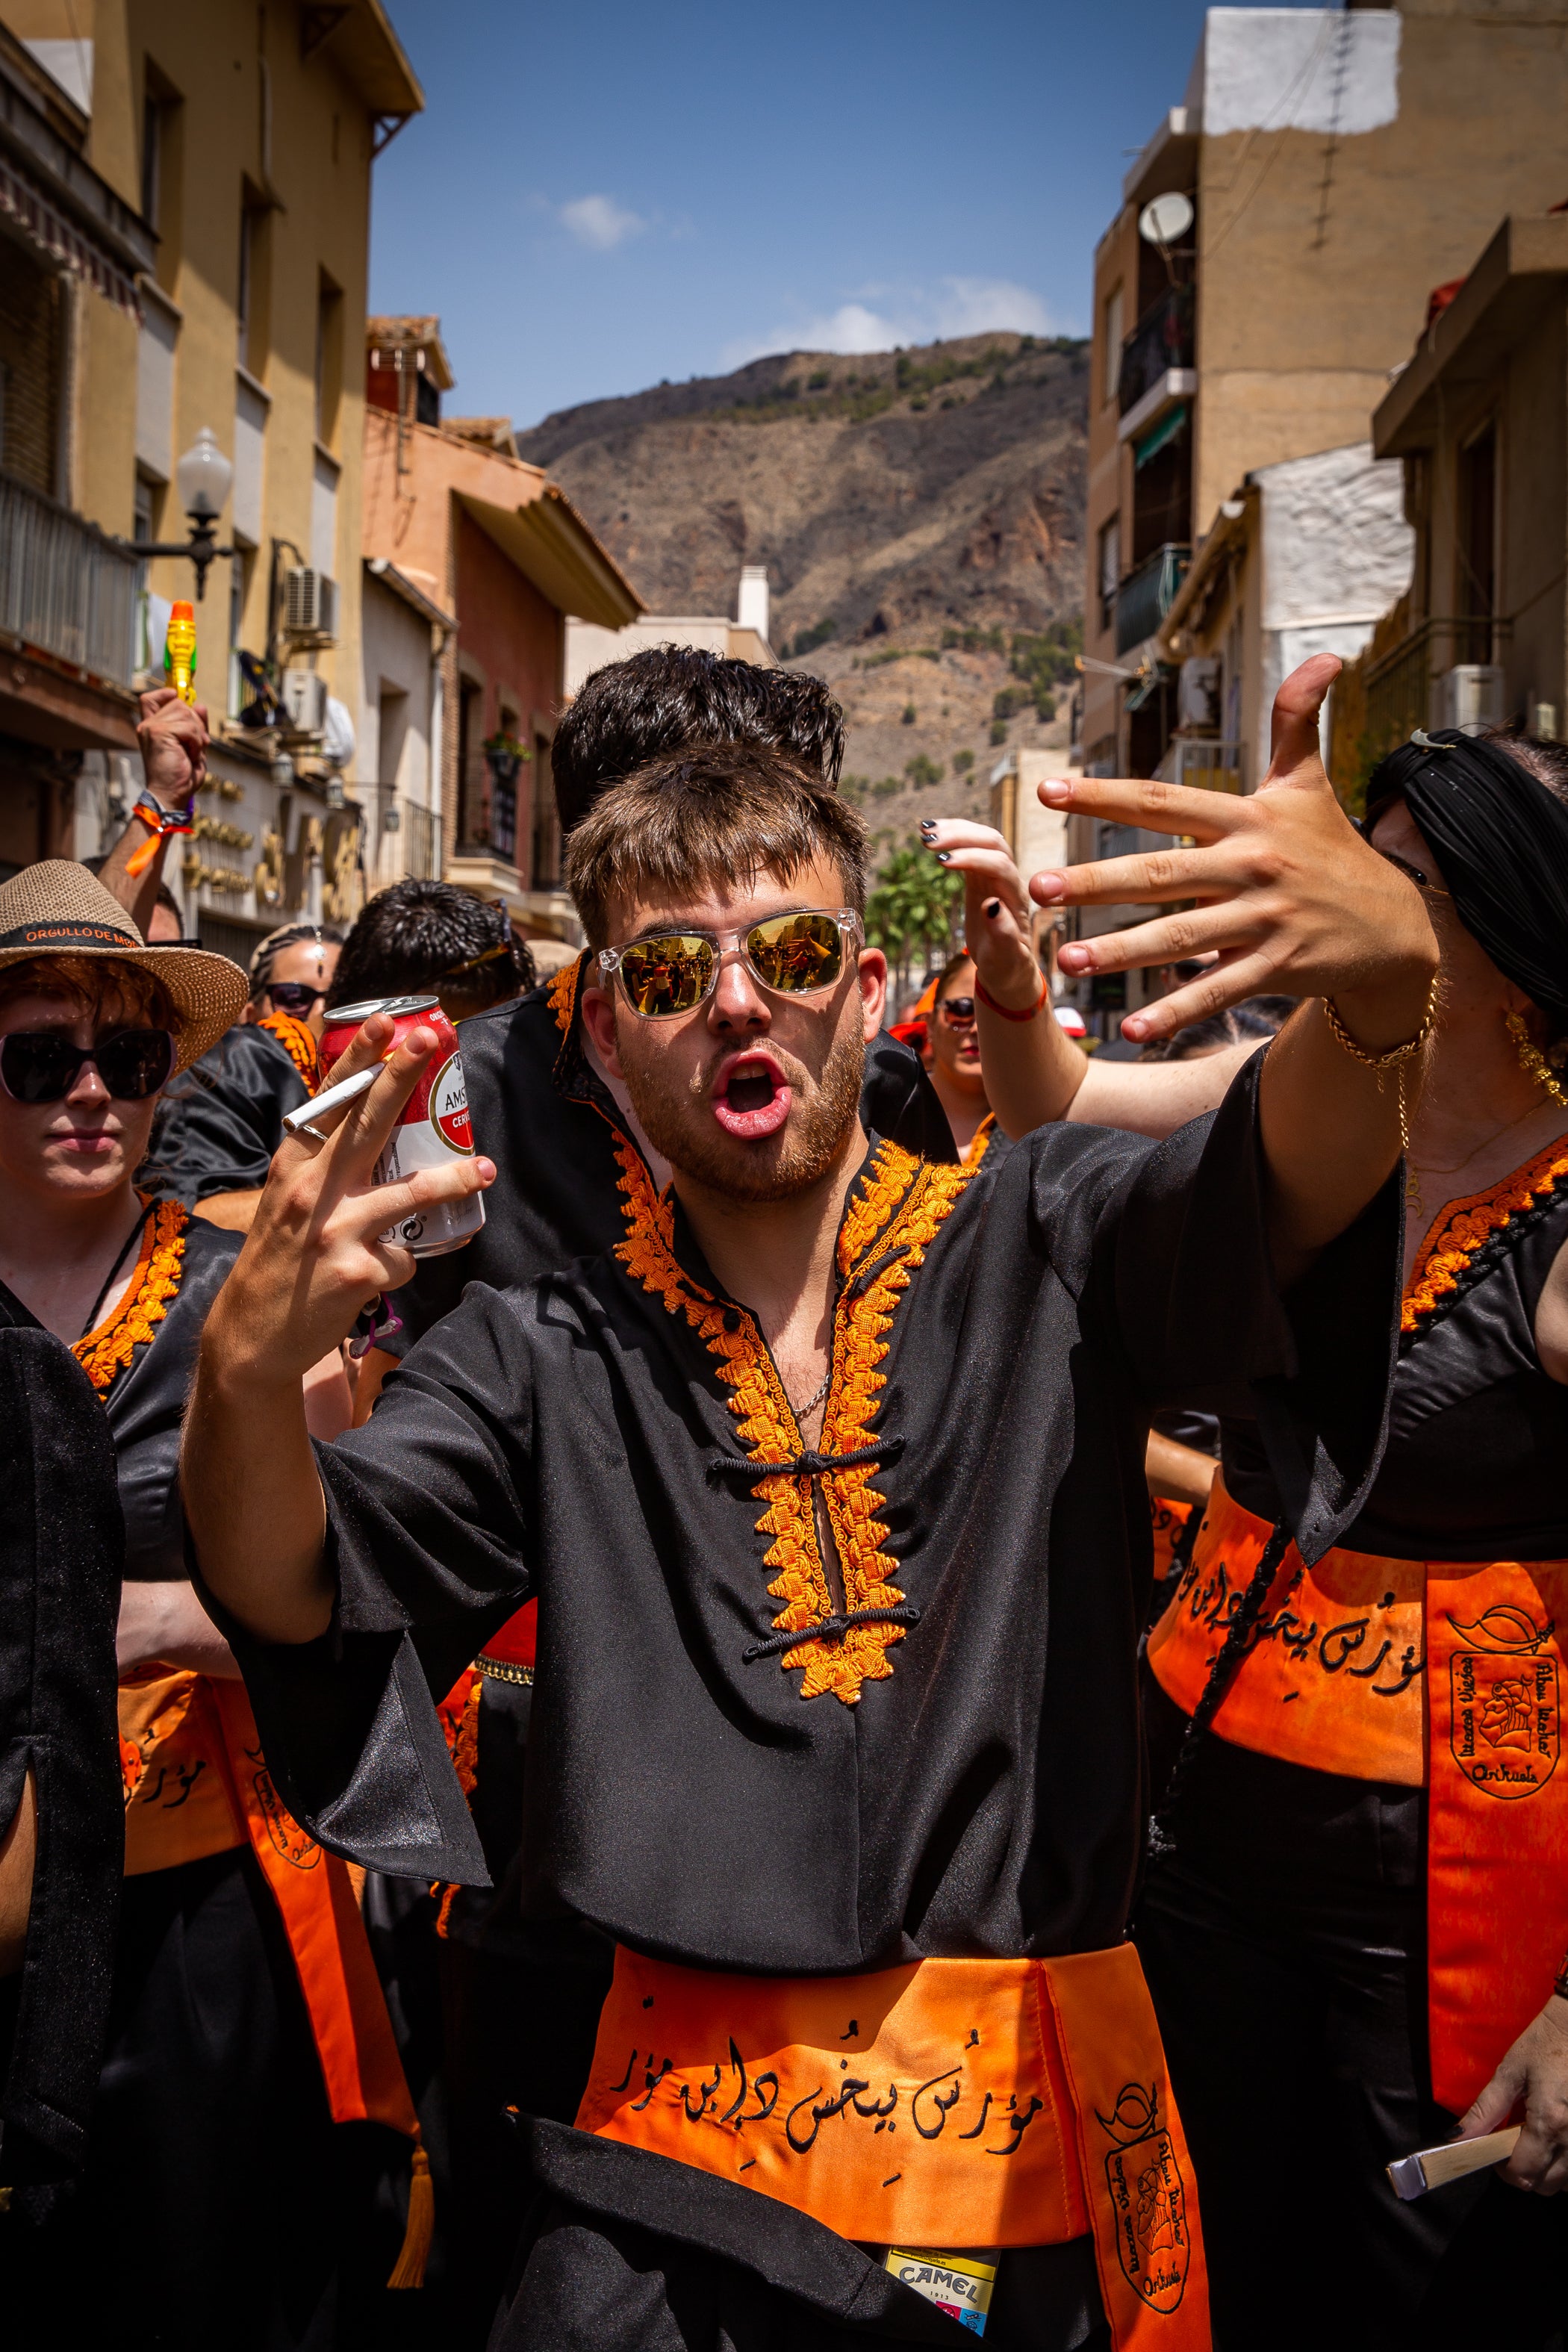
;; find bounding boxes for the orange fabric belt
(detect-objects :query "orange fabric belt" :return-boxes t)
[1147,1482,1568,2115]
[1149,1498,1195,1592]
[576,1944,1210,2352]
[116,1667,417,2138]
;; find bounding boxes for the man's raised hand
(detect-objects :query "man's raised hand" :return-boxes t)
[210,1012,495,1387]
[1028,654,1436,1047]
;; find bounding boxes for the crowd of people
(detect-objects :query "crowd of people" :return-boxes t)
[0,642,1564,2352]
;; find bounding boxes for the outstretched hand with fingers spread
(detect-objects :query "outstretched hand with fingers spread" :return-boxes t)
[1026,654,1434,1048]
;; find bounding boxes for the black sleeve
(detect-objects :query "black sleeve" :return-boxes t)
[140,1027,308,1203]
[862,1032,959,1164]
[205,1282,537,1883]
[1092,1053,1401,1564]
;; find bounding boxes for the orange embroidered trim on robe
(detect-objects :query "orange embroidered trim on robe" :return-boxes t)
[257,1007,322,1092]
[963,1112,998,1169]
[1403,1139,1568,1332]
[617,1141,970,1705]
[72,1199,187,1396]
[548,955,582,1036]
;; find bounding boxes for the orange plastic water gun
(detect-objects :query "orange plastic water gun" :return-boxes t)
[126,601,199,877]
[164,600,197,703]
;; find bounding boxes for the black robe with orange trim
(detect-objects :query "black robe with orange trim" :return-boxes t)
[219,1060,1402,2343]
[140,1015,317,1206]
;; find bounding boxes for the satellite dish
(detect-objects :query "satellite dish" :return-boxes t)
[1139,191,1194,249]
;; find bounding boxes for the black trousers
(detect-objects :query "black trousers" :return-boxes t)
[1137,1684,1568,2352]
[1,1844,415,2352]
[492,2201,1110,2352]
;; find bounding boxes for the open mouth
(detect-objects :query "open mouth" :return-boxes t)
[711,1053,793,1141]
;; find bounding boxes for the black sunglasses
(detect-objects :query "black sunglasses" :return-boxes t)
[263,981,329,1017]
[0,1027,175,1104]
[937,995,977,1027]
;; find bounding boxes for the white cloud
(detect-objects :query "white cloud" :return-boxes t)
[559,194,645,252]
[721,276,1068,369]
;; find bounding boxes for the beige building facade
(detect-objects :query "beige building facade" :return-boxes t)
[1340,213,1568,795]
[1085,1,1568,798]
[0,0,421,957]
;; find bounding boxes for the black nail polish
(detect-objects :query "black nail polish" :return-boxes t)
[984,898,1001,916]
[938,851,951,863]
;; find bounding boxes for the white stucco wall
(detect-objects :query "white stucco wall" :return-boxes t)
[1186,9,1401,139]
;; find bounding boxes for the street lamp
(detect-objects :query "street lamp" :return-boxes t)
[135,428,236,600]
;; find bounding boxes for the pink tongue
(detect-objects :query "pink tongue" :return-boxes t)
[713,1076,793,1139]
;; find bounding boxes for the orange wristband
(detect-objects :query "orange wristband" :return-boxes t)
[974,973,1049,1023]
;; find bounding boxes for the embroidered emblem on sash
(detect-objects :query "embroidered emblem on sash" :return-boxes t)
[1448,1604,1559,1802]
[1097,2083,1192,2314]
[252,1763,322,1867]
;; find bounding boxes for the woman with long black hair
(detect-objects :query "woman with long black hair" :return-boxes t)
[929,721,1568,2347]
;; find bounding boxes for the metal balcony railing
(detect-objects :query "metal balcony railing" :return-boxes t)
[0,467,139,685]
[374,794,441,881]
[1115,543,1190,656]
[1157,738,1247,794]
[1118,285,1195,418]
[1363,617,1512,763]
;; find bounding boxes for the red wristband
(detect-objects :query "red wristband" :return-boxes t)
[974,972,1049,1023]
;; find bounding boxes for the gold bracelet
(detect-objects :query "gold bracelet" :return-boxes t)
[1321,975,1440,1156]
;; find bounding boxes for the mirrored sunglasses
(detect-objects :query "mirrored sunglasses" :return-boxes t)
[937,996,977,1027]
[599,909,859,1020]
[0,1027,175,1104]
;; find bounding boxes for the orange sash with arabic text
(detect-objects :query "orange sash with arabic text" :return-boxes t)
[1148,1484,1568,2115]
[576,1944,1210,2352]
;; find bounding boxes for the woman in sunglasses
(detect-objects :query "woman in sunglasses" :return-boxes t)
[142,920,342,1231]
[917,951,999,1166]
[0,865,423,2336]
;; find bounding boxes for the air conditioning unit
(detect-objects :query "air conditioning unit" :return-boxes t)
[1436,665,1505,735]
[283,566,338,644]
[281,668,328,735]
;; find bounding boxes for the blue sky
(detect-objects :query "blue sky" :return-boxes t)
[370,1,1225,428]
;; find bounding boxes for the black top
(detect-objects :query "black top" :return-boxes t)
[386,965,958,1359]
[142,1024,310,1205]
[105,1216,243,1578]
[1223,1150,1568,1560]
[224,1060,1401,1967]
[0,1320,123,2181]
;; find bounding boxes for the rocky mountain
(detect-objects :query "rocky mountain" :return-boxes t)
[517,331,1088,653]
[516,332,1089,849]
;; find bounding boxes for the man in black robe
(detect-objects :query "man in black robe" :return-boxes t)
[186,659,1439,2350]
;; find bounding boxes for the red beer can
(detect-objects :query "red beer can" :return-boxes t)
[319,994,485,1257]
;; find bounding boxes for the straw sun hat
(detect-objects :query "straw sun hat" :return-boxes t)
[0,861,247,1074]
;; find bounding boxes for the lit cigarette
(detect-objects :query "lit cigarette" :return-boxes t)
[1387,2125,1520,2200]
[282,1062,383,1134]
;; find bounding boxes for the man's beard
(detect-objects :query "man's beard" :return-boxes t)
[617,1015,865,1204]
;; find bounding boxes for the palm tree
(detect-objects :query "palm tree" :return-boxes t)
[865,836,964,1004]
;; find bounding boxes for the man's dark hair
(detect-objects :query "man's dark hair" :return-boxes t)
[566,744,870,950]
[327,880,535,1012]
[553,647,846,836]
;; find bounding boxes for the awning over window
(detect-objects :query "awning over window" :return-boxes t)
[1133,401,1189,472]
[0,154,140,318]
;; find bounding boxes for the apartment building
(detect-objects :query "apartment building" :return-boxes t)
[1086,0,1568,794]
[0,0,420,957]
[1334,212,1568,797]
[362,317,642,946]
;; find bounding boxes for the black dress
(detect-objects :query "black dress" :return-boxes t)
[0,1216,411,2352]
[141,1020,312,1204]
[1138,1151,1568,2352]
[214,1062,1403,2351]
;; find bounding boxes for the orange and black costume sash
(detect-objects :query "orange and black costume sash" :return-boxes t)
[256,1007,322,1093]
[1148,1481,1568,2115]
[578,1945,1210,2352]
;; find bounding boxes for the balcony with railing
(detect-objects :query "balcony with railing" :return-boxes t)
[1363,616,1511,761]
[0,467,139,686]
[1117,285,1195,420]
[371,793,441,883]
[1155,737,1246,794]
[1115,542,1190,656]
